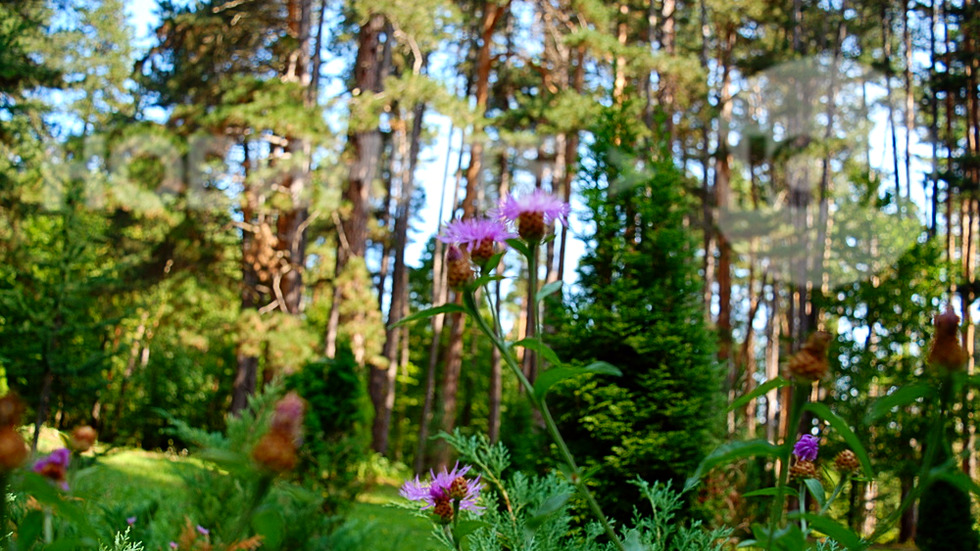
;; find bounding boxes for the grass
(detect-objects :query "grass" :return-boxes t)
[348,482,439,551]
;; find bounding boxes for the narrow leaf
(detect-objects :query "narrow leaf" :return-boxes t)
[470,273,506,290]
[533,363,619,401]
[536,280,563,302]
[866,383,935,423]
[505,238,531,258]
[791,513,865,549]
[513,338,562,366]
[742,487,799,499]
[390,303,466,329]
[805,402,874,479]
[729,377,790,413]
[684,440,781,492]
[804,478,826,510]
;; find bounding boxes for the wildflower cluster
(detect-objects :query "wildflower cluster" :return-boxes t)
[400,462,483,524]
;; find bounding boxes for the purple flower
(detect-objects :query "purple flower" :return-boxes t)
[400,462,484,516]
[439,218,514,265]
[33,448,71,490]
[498,190,570,243]
[793,434,819,462]
[126,516,136,525]
[196,525,209,536]
[169,543,178,550]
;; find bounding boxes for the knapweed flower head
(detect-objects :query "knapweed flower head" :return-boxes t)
[498,189,570,243]
[929,306,968,372]
[271,391,306,446]
[126,516,136,526]
[0,427,28,471]
[400,462,483,523]
[445,244,474,290]
[439,218,513,267]
[793,434,819,462]
[34,447,70,490]
[789,459,819,481]
[834,449,860,473]
[70,425,98,453]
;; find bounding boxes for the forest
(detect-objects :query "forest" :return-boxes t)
[0,0,979,549]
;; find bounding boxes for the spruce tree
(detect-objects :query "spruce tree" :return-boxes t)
[553,104,722,521]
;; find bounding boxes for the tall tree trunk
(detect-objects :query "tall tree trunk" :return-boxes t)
[325,12,387,359]
[716,24,735,433]
[372,101,425,455]
[436,0,510,468]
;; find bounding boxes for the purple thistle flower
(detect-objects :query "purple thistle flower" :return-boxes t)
[196,525,209,536]
[439,218,514,266]
[169,542,178,550]
[126,516,136,525]
[399,462,484,514]
[793,434,819,462]
[498,189,570,243]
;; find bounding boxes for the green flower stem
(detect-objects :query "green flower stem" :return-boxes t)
[766,382,810,551]
[798,482,807,534]
[818,473,848,516]
[43,508,53,544]
[233,472,273,542]
[526,243,539,373]
[868,373,952,542]
[451,500,462,551]
[464,290,626,551]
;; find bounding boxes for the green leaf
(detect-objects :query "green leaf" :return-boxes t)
[45,540,84,551]
[866,383,935,423]
[684,440,782,492]
[532,362,621,401]
[804,402,874,479]
[791,513,866,549]
[932,465,980,497]
[535,280,563,302]
[505,238,530,258]
[17,509,43,546]
[252,508,284,549]
[512,338,562,366]
[527,492,573,530]
[470,273,506,290]
[390,303,466,329]
[454,519,486,540]
[729,377,790,413]
[742,487,799,498]
[804,478,826,510]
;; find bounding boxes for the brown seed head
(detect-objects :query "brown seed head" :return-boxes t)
[787,331,833,381]
[433,496,453,523]
[0,394,25,429]
[0,427,28,470]
[834,450,860,473]
[517,211,546,243]
[929,306,968,372]
[69,425,98,453]
[448,476,468,500]
[252,431,297,473]
[446,245,474,289]
[789,459,819,481]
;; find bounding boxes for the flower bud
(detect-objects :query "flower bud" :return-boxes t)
[252,431,297,472]
[0,427,28,470]
[70,425,98,453]
[834,450,860,473]
[446,245,474,289]
[929,307,968,372]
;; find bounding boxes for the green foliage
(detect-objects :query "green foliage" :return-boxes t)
[99,528,144,551]
[552,103,723,521]
[916,477,980,551]
[286,347,371,516]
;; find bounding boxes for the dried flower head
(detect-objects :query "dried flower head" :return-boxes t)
[789,459,819,481]
[498,190,570,243]
[34,448,71,490]
[0,427,28,470]
[834,449,860,473]
[793,434,819,462]
[929,306,968,372]
[400,462,483,521]
[787,331,833,381]
[70,425,98,453]
[439,218,513,267]
[0,393,25,428]
[252,431,298,473]
[445,245,474,289]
